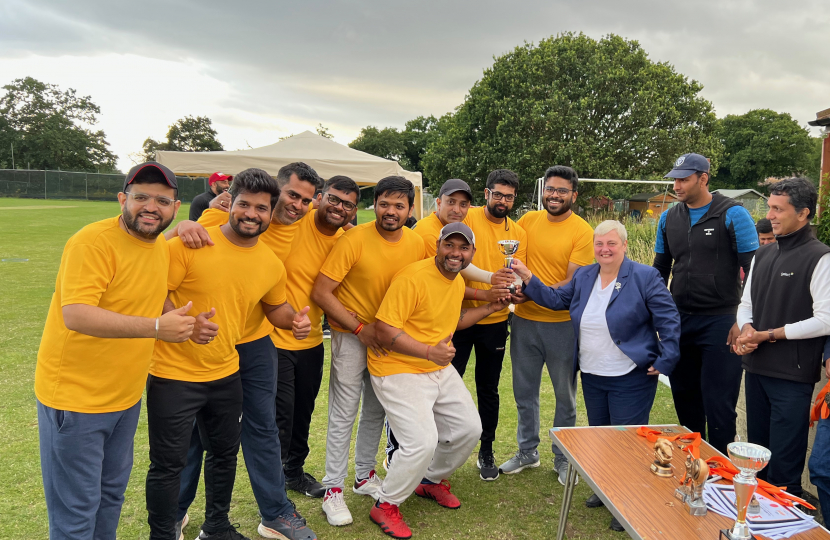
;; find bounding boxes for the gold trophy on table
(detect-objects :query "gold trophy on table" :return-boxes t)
[497,240,521,295]
[719,442,771,540]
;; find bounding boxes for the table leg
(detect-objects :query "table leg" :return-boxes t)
[556,462,577,540]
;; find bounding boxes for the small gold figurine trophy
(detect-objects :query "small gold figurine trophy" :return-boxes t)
[650,439,673,477]
[674,450,709,516]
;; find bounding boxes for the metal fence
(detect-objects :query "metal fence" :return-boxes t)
[0,169,208,202]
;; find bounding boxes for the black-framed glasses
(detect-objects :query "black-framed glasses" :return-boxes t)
[126,192,176,207]
[543,187,573,196]
[326,193,356,212]
[487,189,516,202]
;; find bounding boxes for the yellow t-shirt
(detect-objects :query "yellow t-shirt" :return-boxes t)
[413,212,445,257]
[461,206,528,323]
[35,216,170,413]
[272,210,343,350]
[370,258,465,376]
[150,226,287,382]
[514,210,595,323]
[320,222,426,327]
[199,208,301,344]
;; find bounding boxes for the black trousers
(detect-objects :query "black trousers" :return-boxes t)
[145,372,243,539]
[451,320,509,449]
[669,313,742,454]
[745,372,814,496]
[275,344,325,477]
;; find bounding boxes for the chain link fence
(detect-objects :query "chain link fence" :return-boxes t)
[0,169,208,202]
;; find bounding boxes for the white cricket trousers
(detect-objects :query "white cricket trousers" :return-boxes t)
[371,366,482,506]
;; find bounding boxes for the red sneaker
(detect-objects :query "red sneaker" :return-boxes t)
[370,502,412,539]
[414,479,461,509]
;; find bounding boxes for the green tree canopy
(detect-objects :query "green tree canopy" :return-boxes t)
[714,109,818,189]
[140,115,223,162]
[0,77,118,171]
[422,33,721,202]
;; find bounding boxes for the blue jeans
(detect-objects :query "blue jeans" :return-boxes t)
[177,336,293,521]
[581,367,658,426]
[809,417,830,524]
[38,399,141,540]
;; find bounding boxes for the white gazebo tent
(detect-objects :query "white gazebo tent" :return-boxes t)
[155,130,424,218]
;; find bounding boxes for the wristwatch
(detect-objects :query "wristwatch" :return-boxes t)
[768,329,776,343]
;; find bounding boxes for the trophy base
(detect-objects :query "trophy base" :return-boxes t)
[650,463,672,477]
[719,529,757,540]
[685,498,707,516]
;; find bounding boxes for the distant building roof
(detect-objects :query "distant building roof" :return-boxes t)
[713,189,768,200]
[628,191,677,202]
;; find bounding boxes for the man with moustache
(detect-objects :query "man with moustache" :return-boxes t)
[273,176,360,499]
[35,162,196,540]
[368,223,507,539]
[146,168,313,540]
[189,171,232,221]
[654,153,758,454]
[312,177,426,527]
[450,170,528,481]
[504,165,594,484]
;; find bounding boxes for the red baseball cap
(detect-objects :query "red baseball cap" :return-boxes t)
[209,172,232,185]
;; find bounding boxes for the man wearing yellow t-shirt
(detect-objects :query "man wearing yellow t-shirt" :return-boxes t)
[273,176,359,499]
[145,169,312,540]
[453,169,528,481]
[368,223,504,539]
[501,166,594,485]
[35,162,196,540]
[312,177,426,527]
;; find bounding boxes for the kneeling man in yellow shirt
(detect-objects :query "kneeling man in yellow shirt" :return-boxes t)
[368,223,507,539]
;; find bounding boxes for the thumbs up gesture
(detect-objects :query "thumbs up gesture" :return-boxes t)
[157,301,196,343]
[292,306,312,340]
[190,307,219,345]
[429,334,456,366]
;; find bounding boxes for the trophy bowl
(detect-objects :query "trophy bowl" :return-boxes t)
[497,240,520,269]
[727,442,771,473]
[720,442,771,540]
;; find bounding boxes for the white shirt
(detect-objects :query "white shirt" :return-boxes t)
[578,275,637,377]
[737,253,830,339]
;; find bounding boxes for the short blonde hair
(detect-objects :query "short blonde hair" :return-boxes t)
[594,220,627,242]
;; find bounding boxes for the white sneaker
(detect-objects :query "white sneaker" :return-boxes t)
[322,488,353,526]
[352,469,383,500]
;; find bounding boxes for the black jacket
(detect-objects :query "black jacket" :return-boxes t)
[189,190,217,221]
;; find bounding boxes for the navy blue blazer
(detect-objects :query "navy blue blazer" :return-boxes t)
[523,257,681,379]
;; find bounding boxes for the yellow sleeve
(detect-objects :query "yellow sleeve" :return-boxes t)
[166,239,189,291]
[197,208,229,227]
[263,265,288,306]
[570,223,595,266]
[59,243,115,307]
[375,275,419,330]
[320,235,358,283]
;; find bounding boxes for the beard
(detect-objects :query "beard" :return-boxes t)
[487,200,510,219]
[323,207,349,228]
[378,214,404,231]
[439,255,468,274]
[121,207,173,240]
[229,213,268,238]
[545,196,572,217]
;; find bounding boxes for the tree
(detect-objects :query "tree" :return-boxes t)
[138,115,223,162]
[0,77,118,171]
[422,33,722,203]
[714,109,818,190]
[349,126,405,162]
[316,123,334,139]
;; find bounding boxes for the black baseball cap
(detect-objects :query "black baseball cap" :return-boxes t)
[438,178,473,200]
[124,162,178,191]
[664,153,710,179]
[438,222,476,246]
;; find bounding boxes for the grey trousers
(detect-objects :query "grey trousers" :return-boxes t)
[510,316,576,456]
[322,331,386,489]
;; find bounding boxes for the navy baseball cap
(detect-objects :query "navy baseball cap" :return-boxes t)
[664,153,710,179]
[124,162,178,191]
[438,178,473,200]
[438,222,476,246]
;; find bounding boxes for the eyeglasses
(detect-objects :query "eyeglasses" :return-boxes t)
[126,192,176,207]
[544,187,573,196]
[487,189,515,202]
[326,193,356,212]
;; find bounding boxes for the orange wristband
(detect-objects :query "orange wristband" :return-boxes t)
[353,322,364,335]
[473,289,478,301]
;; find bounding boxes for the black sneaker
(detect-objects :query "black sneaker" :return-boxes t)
[258,511,317,540]
[477,450,499,481]
[286,471,326,498]
[197,524,251,540]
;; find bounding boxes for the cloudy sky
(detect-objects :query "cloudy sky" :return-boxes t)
[2,0,828,171]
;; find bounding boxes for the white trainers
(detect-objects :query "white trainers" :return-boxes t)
[352,469,383,500]
[322,488,353,526]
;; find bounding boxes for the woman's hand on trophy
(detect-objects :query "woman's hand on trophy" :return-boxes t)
[509,259,532,283]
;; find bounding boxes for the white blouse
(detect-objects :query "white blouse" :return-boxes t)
[578,275,637,377]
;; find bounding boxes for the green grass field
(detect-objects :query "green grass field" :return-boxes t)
[0,198,679,539]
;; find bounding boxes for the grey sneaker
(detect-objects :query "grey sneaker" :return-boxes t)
[258,511,317,540]
[499,449,540,474]
[554,455,579,486]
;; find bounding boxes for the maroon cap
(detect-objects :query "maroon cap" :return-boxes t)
[124,162,178,191]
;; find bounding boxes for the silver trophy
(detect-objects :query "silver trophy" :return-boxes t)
[497,240,521,295]
[719,442,771,540]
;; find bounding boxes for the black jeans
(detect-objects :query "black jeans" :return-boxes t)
[145,372,242,539]
[745,372,813,496]
[668,313,742,454]
[451,320,509,450]
[276,344,325,478]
